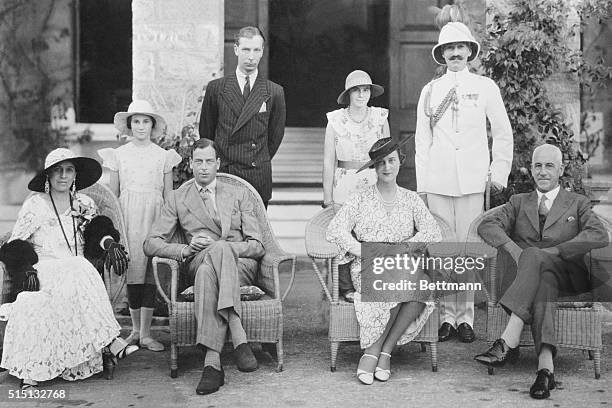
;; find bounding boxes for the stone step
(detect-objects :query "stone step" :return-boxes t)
[267,204,321,221]
[270,219,307,237]
[276,237,306,255]
[269,186,322,205]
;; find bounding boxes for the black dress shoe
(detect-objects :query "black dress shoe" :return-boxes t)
[234,343,258,372]
[457,323,475,343]
[196,365,225,395]
[474,338,520,367]
[261,342,278,360]
[438,322,456,342]
[529,368,555,399]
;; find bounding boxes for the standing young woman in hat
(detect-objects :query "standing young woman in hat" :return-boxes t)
[326,137,441,384]
[322,70,390,303]
[98,100,181,352]
[0,148,137,388]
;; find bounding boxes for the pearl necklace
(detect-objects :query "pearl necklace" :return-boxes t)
[376,185,397,205]
[347,107,368,124]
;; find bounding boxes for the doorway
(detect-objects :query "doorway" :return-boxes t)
[268,0,389,127]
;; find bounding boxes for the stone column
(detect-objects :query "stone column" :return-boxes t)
[131,0,224,136]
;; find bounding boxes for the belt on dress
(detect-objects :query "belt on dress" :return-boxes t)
[337,160,367,170]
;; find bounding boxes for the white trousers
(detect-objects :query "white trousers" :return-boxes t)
[427,193,484,327]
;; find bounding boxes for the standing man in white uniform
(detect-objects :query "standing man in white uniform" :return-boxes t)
[415,22,513,343]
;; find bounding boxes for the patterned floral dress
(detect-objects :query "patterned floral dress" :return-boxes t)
[326,186,442,348]
[98,143,181,284]
[0,193,121,381]
[326,107,388,204]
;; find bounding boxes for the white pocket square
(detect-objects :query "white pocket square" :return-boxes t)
[567,216,575,222]
[259,102,267,113]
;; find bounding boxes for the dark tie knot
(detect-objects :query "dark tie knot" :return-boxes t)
[200,188,212,201]
[538,195,549,216]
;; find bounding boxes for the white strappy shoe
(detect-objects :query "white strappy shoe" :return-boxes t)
[374,351,391,382]
[357,353,378,385]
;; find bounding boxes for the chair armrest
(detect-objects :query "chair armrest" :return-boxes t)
[426,242,463,258]
[260,246,297,301]
[262,248,297,302]
[590,243,612,262]
[152,256,180,304]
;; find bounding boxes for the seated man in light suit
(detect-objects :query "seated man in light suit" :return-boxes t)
[144,138,264,395]
[474,144,608,399]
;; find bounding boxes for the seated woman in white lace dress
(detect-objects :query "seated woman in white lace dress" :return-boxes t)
[0,148,137,389]
[327,137,442,385]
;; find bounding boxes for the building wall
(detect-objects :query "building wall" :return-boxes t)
[0,0,73,170]
[0,0,73,204]
[131,0,224,137]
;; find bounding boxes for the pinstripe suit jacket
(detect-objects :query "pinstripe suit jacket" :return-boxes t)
[199,74,286,204]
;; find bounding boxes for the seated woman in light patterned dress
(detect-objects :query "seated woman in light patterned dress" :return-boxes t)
[327,137,442,385]
[0,148,137,389]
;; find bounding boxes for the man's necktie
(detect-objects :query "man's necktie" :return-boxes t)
[538,194,548,232]
[243,75,250,101]
[200,188,217,218]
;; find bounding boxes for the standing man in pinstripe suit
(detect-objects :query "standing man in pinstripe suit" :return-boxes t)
[199,26,286,208]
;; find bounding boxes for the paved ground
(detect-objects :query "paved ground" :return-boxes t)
[0,258,610,408]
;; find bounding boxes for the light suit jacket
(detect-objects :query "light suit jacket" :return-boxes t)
[478,189,609,292]
[415,68,513,196]
[143,178,264,262]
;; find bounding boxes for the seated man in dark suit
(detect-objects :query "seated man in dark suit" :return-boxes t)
[144,138,264,395]
[474,144,608,399]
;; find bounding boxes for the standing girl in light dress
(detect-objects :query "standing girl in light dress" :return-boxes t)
[322,70,390,302]
[98,100,181,351]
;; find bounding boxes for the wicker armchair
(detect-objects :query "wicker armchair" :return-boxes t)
[305,206,457,372]
[0,182,128,350]
[151,173,296,377]
[466,206,612,379]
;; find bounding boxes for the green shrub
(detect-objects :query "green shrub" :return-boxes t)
[479,0,611,206]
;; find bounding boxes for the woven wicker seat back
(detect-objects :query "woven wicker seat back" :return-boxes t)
[151,173,296,376]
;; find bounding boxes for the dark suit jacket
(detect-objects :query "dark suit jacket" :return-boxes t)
[199,74,286,203]
[143,178,264,262]
[478,188,609,292]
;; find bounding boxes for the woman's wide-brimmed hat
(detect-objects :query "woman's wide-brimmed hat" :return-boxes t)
[28,148,102,192]
[431,22,480,65]
[357,136,413,173]
[113,100,167,139]
[337,70,384,105]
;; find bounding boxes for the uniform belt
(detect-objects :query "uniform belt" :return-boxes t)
[337,160,366,170]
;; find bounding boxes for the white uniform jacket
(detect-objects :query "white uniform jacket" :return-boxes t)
[415,68,513,196]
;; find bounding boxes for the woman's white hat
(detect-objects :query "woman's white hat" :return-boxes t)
[113,100,167,139]
[432,22,480,65]
[337,70,384,105]
[28,148,102,192]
